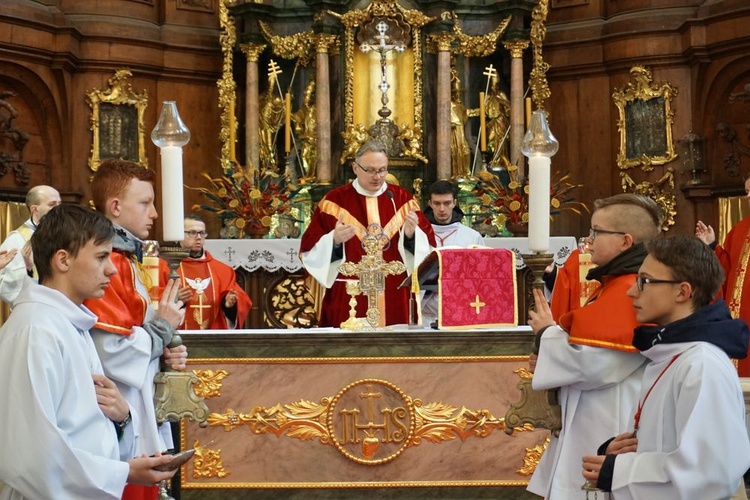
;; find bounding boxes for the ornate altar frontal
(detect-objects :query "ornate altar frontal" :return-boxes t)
[177,328,547,499]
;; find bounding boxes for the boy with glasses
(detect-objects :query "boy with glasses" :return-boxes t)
[582,235,750,499]
[527,193,662,499]
[300,140,435,327]
[161,214,251,330]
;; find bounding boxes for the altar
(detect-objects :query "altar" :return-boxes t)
[205,236,577,329]
[177,327,547,499]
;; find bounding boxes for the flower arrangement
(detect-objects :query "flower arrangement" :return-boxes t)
[458,163,588,236]
[190,163,310,238]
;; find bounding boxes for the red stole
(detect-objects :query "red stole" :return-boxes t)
[300,183,435,327]
[561,273,640,353]
[85,251,147,335]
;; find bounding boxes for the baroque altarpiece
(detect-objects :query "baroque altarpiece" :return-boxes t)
[219,0,545,203]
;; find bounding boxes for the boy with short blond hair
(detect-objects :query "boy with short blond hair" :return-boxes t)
[528,193,662,499]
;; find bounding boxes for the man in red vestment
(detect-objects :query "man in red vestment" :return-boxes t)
[300,140,435,327]
[696,173,750,375]
[160,214,252,329]
[84,159,188,500]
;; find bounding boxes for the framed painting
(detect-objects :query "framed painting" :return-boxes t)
[613,66,677,171]
[86,69,148,171]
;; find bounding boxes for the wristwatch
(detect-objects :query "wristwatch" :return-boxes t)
[114,411,132,433]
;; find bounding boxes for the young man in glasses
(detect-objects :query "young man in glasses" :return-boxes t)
[527,193,662,499]
[161,213,251,330]
[582,235,750,499]
[300,140,435,327]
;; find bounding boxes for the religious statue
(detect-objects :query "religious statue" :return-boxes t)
[259,72,284,171]
[450,71,474,179]
[293,79,317,178]
[398,123,427,163]
[485,74,511,165]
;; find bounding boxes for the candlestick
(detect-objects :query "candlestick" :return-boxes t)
[479,92,486,152]
[284,92,291,153]
[521,110,559,253]
[151,101,190,243]
[524,97,532,130]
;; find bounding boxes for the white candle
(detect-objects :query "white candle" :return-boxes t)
[160,145,185,242]
[528,155,551,253]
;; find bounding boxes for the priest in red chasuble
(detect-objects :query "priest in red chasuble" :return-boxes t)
[160,214,252,330]
[300,140,435,327]
[696,173,750,375]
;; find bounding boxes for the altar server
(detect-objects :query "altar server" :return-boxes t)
[421,180,484,326]
[160,213,251,329]
[0,184,61,303]
[84,158,187,500]
[582,236,750,499]
[0,204,177,499]
[527,193,661,499]
[300,140,435,327]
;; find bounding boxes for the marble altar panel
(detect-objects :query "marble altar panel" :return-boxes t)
[177,328,546,499]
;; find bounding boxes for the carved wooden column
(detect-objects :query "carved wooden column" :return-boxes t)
[503,40,529,181]
[431,33,454,181]
[315,34,337,185]
[240,43,266,169]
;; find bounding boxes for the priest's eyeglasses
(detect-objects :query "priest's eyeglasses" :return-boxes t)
[185,230,208,238]
[635,275,682,291]
[588,227,626,241]
[354,161,388,177]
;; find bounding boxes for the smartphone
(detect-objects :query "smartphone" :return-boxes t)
[153,449,195,472]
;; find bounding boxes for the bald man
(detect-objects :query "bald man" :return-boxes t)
[0,184,61,303]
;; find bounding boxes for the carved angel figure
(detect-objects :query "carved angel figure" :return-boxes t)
[341,123,370,164]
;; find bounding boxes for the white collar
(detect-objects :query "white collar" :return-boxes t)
[352,179,387,198]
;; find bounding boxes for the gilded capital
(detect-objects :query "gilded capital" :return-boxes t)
[503,40,529,59]
[240,43,267,62]
[315,34,339,54]
[427,33,454,53]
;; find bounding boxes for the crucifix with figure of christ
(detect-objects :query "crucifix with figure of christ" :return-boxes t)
[339,224,406,328]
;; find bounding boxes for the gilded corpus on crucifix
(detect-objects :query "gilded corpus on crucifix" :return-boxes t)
[338,224,406,328]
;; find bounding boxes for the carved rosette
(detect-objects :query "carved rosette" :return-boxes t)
[206,378,532,466]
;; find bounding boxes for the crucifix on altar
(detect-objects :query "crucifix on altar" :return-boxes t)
[339,224,406,329]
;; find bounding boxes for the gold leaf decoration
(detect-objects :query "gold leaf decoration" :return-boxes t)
[192,439,229,479]
[518,436,550,476]
[193,369,229,399]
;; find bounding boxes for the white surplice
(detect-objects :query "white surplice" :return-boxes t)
[610,342,750,499]
[527,325,647,499]
[0,219,34,304]
[0,280,132,499]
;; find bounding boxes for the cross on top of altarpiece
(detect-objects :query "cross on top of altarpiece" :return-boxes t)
[338,223,406,328]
